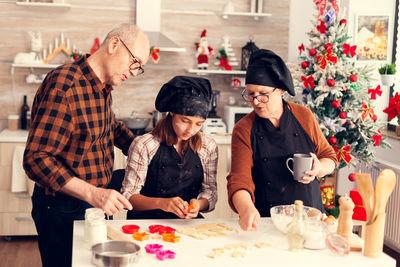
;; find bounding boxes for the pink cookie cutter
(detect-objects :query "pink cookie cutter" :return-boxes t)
[145,244,163,254]
[156,250,176,261]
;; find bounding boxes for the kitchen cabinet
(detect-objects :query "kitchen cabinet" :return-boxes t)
[0,130,37,236]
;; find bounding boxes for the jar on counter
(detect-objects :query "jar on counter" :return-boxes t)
[304,220,327,250]
[84,208,107,249]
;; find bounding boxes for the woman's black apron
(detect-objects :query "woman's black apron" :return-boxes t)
[127,142,204,219]
[251,101,324,217]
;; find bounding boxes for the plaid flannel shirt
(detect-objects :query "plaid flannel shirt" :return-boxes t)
[23,55,134,195]
[121,132,218,212]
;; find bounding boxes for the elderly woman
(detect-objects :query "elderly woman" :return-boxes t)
[227,49,337,231]
[121,76,218,219]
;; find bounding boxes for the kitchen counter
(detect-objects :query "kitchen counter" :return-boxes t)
[72,218,395,267]
[0,129,29,142]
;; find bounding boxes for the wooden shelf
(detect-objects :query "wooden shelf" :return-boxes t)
[16,1,71,8]
[12,63,61,69]
[187,68,246,75]
[222,11,272,20]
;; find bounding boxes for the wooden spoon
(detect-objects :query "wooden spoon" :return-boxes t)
[371,169,396,223]
[355,173,374,224]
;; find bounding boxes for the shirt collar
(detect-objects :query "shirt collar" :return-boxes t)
[79,54,113,95]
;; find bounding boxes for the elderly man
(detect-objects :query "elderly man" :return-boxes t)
[23,23,150,267]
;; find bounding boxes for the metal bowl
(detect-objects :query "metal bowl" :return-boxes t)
[91,240,141,267]
[121,117,150,129]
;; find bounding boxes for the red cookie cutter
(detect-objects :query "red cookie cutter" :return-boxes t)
[156,250,176,261]
[145,243,163,254]
[148,225,176,234]
[121,224,140,234]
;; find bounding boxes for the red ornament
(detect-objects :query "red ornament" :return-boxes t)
[327,79,335,87]
[349,74,358,82]
[372,114,378,122]
[301,61,309,69]
[340,19,347,26]
[231,78,241,89]
[332,100,340,109]
[309,48,317,57]
[348,173,356,182]
[339,111,347,119]
[329,136,337,145]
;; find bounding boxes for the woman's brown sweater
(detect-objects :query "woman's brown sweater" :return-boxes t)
[227,101,338,213]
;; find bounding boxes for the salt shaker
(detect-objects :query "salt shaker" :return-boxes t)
[84,208,107,249]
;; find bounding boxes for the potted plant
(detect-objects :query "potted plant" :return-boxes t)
[378,63,396,86]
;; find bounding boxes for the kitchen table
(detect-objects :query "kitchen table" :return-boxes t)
[72,218,395,267]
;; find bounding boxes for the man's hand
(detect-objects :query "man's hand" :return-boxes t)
[59,177,133,216]
[89,187,133,216]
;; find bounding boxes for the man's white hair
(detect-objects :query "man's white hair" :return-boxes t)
[102,23,140,46]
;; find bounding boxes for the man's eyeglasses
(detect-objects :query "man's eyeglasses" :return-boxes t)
[120,39,144,76]
[241,88,277,103]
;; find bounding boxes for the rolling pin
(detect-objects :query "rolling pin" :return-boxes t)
[107,224,135,242]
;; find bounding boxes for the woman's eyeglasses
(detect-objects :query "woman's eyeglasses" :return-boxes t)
[241,88,277,103]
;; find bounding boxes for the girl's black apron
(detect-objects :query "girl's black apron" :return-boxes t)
[251,101,324,217]
[127,142,204,219]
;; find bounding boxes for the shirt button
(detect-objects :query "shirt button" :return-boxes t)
[266,181,271,186]
[263,157,268,162]
[294,133,299,137]
[259,136,264,140]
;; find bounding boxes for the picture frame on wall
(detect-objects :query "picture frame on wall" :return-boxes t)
[354,14,390,61]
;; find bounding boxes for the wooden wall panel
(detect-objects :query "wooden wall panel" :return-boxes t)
[0,0,289,129]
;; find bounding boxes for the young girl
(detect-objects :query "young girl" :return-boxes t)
[121,76,218,219]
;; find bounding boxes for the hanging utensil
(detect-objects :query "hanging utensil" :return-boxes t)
[355,173,374,224]
[371,169,396,224]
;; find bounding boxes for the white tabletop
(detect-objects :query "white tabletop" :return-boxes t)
[72,218,396,267]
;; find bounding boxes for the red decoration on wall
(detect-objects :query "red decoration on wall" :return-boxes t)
[301,61,309,69]
[90,38,100,55]
[309,48,317,57]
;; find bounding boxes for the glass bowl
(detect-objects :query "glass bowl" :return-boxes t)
[270,204,322,234]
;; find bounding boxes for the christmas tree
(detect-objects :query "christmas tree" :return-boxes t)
[292,0,390,171]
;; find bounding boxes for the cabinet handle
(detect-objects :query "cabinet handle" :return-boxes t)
[15,193,30,199]
[15,217,33,222]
